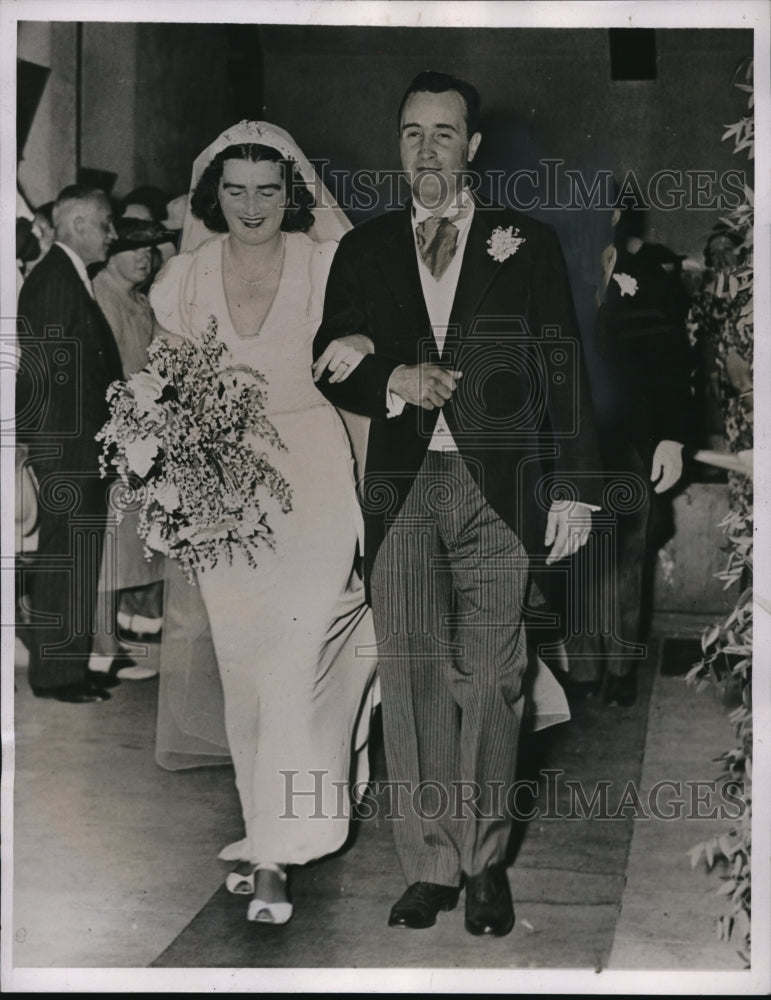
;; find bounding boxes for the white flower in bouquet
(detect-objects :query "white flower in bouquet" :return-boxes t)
[126,369,167,418]
[178,519,240,544]
[237,514,270,539]
[124,433,161,478]
[97,316,292,582]
[144,521,169,557]
[152,480,180,513]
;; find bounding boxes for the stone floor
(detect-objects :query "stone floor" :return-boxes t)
[3,629,761,993]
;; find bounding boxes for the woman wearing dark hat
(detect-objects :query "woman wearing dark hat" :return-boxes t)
[93,219,171,370]
[90,219,174,681]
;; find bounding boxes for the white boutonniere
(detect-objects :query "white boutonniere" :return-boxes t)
[612,272,638,297]
[487,225,525,263]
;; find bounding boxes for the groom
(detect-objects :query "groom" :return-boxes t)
[313,71,602,936]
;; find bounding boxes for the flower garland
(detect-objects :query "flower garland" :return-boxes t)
[97,316,292,582]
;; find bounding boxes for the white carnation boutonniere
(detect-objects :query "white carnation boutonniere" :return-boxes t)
[612,272,638,297]
[487,225,525,263]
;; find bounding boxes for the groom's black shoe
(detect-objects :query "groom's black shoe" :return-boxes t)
[464,865,515,937]
[388,882,460,929]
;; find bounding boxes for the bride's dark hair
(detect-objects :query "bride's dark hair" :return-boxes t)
[191,143,315,234]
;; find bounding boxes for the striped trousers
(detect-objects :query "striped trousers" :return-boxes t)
[371,451,529,886]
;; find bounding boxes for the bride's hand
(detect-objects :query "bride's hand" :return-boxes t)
[312,334,374,384]
[152,321,186,349]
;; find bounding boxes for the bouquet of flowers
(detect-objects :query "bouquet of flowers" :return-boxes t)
[97,317,292,582]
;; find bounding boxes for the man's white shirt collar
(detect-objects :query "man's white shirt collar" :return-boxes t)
[411,187,475,232]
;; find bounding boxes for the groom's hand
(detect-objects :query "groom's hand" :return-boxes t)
[389,364,462,410]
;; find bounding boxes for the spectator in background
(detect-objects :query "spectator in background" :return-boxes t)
[17,203,59,293]
[16,217,39,294]
[119,185,174,289]
[16,185,122,703]
[565,206,694,706]
[159,193,186,261]
[32,201,56,258]
[89,219,172,683]
[121,184,169,224]
[15,207,41,660]
[15,192,42,665]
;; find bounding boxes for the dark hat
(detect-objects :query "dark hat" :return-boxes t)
[109,218,175,254]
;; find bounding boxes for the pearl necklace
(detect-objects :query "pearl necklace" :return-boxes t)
[225,234,285,287]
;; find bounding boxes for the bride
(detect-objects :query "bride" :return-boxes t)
[149,122,377,925]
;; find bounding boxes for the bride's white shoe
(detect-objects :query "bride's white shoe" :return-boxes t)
[225,863,257,895]
[246,863,293,925]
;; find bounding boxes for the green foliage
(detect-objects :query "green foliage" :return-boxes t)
[687,506,752,967]
[687,56,753,967]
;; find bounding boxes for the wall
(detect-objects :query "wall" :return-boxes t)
[16,21,236,207]
[654,482,739,617]
[17,21,78,209]
[131,22,244,201]
[260,26,753,257]
[18,24,752,250]
[80,23,138,196]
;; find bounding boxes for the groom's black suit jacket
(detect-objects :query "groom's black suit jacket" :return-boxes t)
[314,202,603,590]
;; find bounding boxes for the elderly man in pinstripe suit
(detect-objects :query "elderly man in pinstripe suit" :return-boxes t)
[17,186,122,703]
[313,71,602,936]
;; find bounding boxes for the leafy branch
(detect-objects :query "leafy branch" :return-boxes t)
[687,56,753,966]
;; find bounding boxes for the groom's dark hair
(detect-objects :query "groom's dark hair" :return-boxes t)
[397,71,481,138]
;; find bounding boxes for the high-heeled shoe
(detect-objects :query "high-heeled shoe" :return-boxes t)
[118,611,163,642]
[246,863,293,925]
[225,862,258,895]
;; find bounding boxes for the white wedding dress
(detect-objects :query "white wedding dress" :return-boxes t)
[149,232,377,866]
